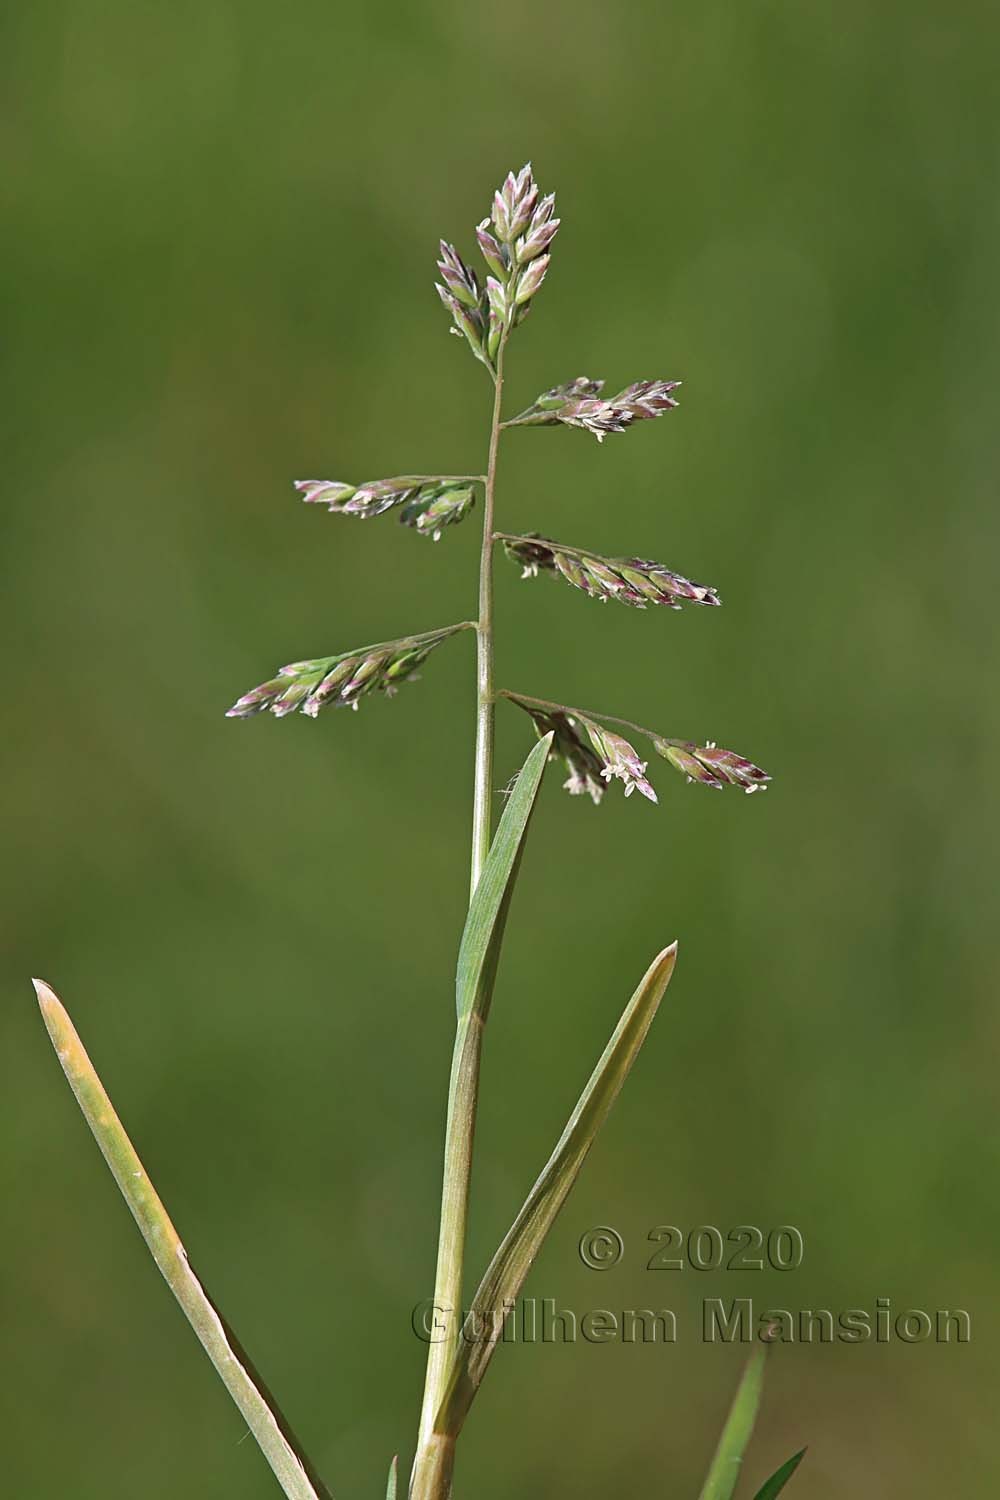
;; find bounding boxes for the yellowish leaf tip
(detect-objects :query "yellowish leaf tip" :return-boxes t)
[32,977,59,1008]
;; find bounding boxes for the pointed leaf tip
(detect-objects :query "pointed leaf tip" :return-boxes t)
[752,1447,806,1500]
[697,1344,769,1500]
[655,940,678,969]
[385,1455,398,1500]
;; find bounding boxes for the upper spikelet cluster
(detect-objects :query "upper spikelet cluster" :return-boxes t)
[436,164,560,373]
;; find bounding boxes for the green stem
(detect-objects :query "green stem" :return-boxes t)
[470,346,506,896]
[410,340,507,1500]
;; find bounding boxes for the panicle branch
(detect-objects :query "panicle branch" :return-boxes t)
[226,623,474,721]
[501,692,770,804]
[497,532,720,610]
[297,477,479,540]
[506,376,681,441]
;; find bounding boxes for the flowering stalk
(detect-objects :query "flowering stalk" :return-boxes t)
[408,358,506,1500]
[35,161,792,1500]
[411,182,521,1500]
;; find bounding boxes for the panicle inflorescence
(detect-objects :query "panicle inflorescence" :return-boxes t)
[506,377,681,441]
[226,624,472,721]
[297,477,477,540]
[234,161,773,819]
[499,533,720,611]
[505,694,769,804]
[437,164,559,374]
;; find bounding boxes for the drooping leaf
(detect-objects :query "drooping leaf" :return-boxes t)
[752,1448,806,1499]
[436,942,677,1436]
[697,1344,769,1500]
[34,979,333,1500]
[455,731,554,1023]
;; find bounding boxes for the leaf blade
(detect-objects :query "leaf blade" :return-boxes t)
[455,731,554,1022]
[436,941,677,1436]
[697,1345,769,1500]
[752,1448,806,1500]
[34,979,333,1500]
[385,1454,398,1500]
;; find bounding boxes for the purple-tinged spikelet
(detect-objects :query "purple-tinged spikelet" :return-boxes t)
[653,739,771,794]
[436,241,481,310]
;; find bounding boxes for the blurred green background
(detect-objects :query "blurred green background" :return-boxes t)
[3,1,997,1495]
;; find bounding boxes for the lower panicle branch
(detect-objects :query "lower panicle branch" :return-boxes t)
[500,691,771,803]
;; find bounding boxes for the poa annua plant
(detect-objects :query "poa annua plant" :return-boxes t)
[35,165,805,1500]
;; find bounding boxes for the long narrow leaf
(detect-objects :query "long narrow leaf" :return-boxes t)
[414,732,555,1455]
[752,1448,806,1499]
[34,979,332,1500]
[697,1345,769,1500]
[385,1454,398,1499]
[436,941,677,1436]
[456,731,554,1022]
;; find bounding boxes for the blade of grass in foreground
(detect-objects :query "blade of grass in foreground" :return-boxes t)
[752,1447,806,1499]
[384,1454,398,1499]
[34,979,332,1500]
[435,941,677,1437]
[697,1343,770,1500]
